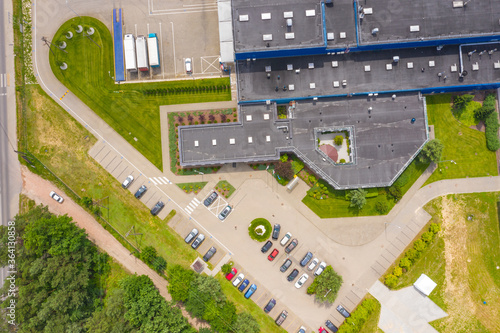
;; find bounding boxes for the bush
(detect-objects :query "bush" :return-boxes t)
[387,185,403,201]
[339,158,346,163]
[334,135,343,145]
[280,154,288,162]
[375,200,389,214]
[475,94,496,120]
[485,111,500,151]
[405,248,419,262]
[453,94,474,110]
[393,266,403,277]
[221,263,232,274]
[413,239,427,253]
[421,231,434,243]
[429,222,441,234]
[385,274,398,288]
[350,189,367,210]
[399,257,411,270]
[418,139,444,163]
[248,218,272,242]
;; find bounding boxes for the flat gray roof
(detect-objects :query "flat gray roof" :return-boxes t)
[237,43,500,101]
[324,0,356,48]
[232,0,324,52]
[179,94,427,189]
[358,0,500,45]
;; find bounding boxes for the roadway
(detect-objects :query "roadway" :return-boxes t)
[0,0,22,288]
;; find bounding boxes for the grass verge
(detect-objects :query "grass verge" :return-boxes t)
[248,218,272,242]
[216,274,286,333]
[358,295,383,333]
[48,17,231,170]
[216,180,236,199]
[176,182,208,194]
[424,94,498,186]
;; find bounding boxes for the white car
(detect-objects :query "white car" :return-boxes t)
[308,258,319,271]
[185,58,192,74]
[49,191,64,203]
[122,175,134,188]
[280,232,292,246]
[314,262,327,276]
[232,273,245,287]
[295,273,309,288]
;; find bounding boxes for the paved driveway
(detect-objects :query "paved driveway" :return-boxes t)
[369,281,448,333]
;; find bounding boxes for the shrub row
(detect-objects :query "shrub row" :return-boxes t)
[384,223,441,288]
[140,245,167,274]
[485,111,500,151]
[337,298,378,333]
[143,85,230,95]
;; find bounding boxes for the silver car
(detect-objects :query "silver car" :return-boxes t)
[218,205,232,220]
[122,175,134,188]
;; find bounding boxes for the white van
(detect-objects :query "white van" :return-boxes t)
[185,58,192,74]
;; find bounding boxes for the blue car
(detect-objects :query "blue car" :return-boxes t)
[238,279,249,292]
[244,284,257,299]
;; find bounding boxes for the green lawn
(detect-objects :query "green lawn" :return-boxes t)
[176,182,208,194]
[424,94,497,186]
[24,84,198,269]
[302,159,429,218]
[216,180,236,198]
[48,17,230,170]
[359,295,384,333]
[216,274,286,333]
[390,193,500,332]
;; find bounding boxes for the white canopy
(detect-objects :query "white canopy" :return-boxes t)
[413,274,437,296]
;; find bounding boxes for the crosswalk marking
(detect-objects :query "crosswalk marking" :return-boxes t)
[161,176,171,184]
[151,176,172,185]
[149,177,158,185]
[155,177,165,184]
[0,74,6,88]
[193,198,201,204]
[184,198,201,215]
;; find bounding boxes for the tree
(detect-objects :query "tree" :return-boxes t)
[384,274,398,288]
[399,258,411,270]
[375,201,389,214]
[167,265,195,302]
[152,255,167,273]
[474,94,496,120]
[140,246,158,265]
[334,135,343,145]
[274,161,294,180]
[232,312,260,333]
[311,266,343,303]
[85,289,134,333]
[421,231,434,243]
[221,263,232,274]
[418,139,444,163]
[349,189,367,210]
[387,185,402,201]
[429,223,441,234]
[453,94,474,110]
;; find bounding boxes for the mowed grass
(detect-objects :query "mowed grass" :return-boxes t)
[302,159,429,218]
[48,17,230,170]
[25,84,198,268]
[359,295,384,333]
[216,274,287,333]
[424,94,497,186]
[394,193,500,332]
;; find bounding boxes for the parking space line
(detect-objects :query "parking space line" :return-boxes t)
[170,22,176,75]
[149,177,157,185]
[159,22,164,79]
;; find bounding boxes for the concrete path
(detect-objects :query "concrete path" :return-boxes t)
[369,281,448,333]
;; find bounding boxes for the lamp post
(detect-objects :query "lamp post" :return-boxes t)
[193,169,204,181]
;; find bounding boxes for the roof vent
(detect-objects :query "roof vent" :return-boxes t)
[305,9,315,16]
[239,15,249,22]
[261,13,271,20]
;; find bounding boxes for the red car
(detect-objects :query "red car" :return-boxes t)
[226,268,237,280]
[268,249,279,261]
[319,328,327,333]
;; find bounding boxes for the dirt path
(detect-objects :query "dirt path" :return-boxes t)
[19,166,207,329]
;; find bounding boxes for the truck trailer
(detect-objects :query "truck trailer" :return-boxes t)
[123,34,137,72]
[147,33,160,68]
[136,35,149,72]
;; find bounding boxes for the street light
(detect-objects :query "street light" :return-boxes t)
[324,288,332,298]
[193,169,204,181]
[438,159,457,165]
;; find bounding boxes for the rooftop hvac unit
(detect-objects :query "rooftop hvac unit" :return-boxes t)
[287,18,293,27]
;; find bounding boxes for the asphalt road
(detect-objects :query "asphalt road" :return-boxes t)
[0,0,21,288]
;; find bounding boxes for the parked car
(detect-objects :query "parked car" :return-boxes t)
[272,224,281,240]
[232,273,245,287]
[261,240,273,253]
[185,58,192,74]
[275,310,288,326]
[319,328,328,333]
[336,305,351,318]
[191,234,205,249]
[295,273,309,288]
[264,298,276,313]
[280,232,292,246]
[268,249,279,261]
[314,262,327,276]
[203,246,217,262]
[122,175,134,188]
[49,191,64,203]
[218,205,232,220]
[280,259,292,273]
[287,269,299,282]
[308,258,319,271]
[297,327,306,333]
[285,239,298,254]
[238,279,249,292]
[150,201,165,216]
[134,185,147,199]
[204,191,218,207]
[184,228,199,244]
[244,284,257,299]
[226,268,237,280]
[325,320,338,332]
[300,251,313,267]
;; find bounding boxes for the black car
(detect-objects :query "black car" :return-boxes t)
[150,201,165,216]
[203,246,217,262]
[325,320,338,332]
[272,224,281,240]
[280,259,292,273]
[336,305,351,318]
[264,298,276,313]
[261,240,273,253]
[204,191,218,207]
[285,239,298,254]
[134,185,148,199]
[287,268,299,281]
[300,251,313,267]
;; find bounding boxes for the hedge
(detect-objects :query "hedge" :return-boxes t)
[337,299,378,333]
[485,111,500,151]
